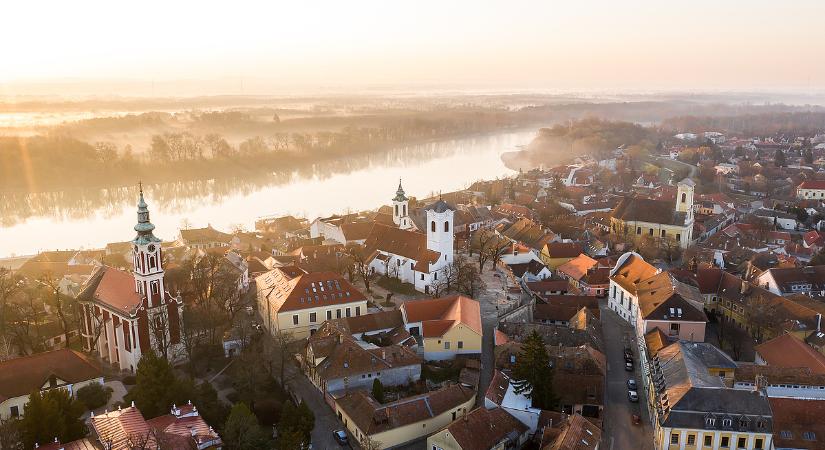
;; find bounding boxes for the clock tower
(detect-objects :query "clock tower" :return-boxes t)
[132,184,165,308]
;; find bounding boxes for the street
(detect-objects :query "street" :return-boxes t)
[599,301,653,450]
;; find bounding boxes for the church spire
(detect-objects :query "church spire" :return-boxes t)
[394,178,408,202]
[133,183,159,245]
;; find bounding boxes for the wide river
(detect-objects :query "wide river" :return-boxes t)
[0,129,536,257]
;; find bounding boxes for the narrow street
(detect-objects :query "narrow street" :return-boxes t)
[285,363,345,449]
[599,301,653,450]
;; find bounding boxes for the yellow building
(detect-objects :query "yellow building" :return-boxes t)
[610,178,695,249]
[0,349,103,420]
[539,242,584,270]
[647,342,773,450]
[400,295,482,360]
[335,384,476,449]
[256,266,368,339]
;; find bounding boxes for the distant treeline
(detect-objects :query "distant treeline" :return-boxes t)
[661,111,825,136]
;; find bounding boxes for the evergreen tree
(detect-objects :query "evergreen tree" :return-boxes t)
[511,330,557,409]
[804,148,814,165]
[277,401,314,445]
[20,389,86,449]
[372,378,385,403]
[223,403,271,450]
[774,148,786,167]
[124,350,190,418]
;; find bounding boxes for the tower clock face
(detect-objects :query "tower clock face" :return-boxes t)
[148,244,156,252]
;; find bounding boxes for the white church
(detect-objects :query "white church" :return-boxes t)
[363,181,455,294]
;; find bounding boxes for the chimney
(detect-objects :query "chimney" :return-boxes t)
[382,349,386,360]
[740,281,749,295]
[338,333,344,344]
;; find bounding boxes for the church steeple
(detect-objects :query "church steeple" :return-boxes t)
[394,178,408,202]
[133,183,160,245]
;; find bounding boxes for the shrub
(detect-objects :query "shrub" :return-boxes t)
[76,383,113,410]
[121,375,137,385]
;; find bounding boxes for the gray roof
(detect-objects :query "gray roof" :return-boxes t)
[424,199,455,213]
[652,342,772,431]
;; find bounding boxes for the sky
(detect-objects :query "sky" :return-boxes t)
[2,0,825,95]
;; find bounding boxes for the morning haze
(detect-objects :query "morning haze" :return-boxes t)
[3,3,825,450]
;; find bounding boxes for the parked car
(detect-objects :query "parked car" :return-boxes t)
[623,348,633,360]
[628,390,639,402]
[627,379,637,390]
[625,361,634,371]
[333,430,349,446]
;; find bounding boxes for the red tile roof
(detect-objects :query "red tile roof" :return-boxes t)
[769,397,825,450]
[0,349,102,402]
[257,268,366,314]
[442,406,528,450]
[755,333,825,374]
[363,223,440,272]
[401,295,482,336]
[798,180,825,190]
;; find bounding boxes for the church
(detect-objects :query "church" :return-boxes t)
[610,178,696,249]
[363,182,456,294]
[77,187,184,372]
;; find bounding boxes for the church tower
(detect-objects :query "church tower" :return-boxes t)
[425,197,455,265]
[132,184,165,308]
[392,179,412,230]
[676,178,696,221]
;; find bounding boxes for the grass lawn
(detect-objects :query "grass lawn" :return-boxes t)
[376,276,418,296]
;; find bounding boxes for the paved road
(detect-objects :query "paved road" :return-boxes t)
[599,301,654,450]
[285,363,346,450]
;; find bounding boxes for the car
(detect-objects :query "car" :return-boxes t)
[624,356,634,364]
[624,348,633,360]
[627,379,637,390]
[628,390,639,402]
[333,430,349,446]
[625,361,634,371]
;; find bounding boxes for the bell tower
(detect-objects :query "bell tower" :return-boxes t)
[425,197,455,265]
[132,184,165,308]
[393,178,412,230]
[676,178,696,222]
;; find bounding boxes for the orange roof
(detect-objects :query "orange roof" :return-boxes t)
[363,223,440,272]
[84,267,143,314]
[90,407,152,450]
[0,349,101,402]
[401,295,482,337]
[258,268,366,314]
[610,253,658,294]
[557,254,597,280]
[755,333,825,374]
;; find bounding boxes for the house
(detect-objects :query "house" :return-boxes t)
[796,180,825,200]
[89,402,222,450]
[768,397,825,450]
[647,342,773,450]
[610,178,696,248]
[363,198,456,294]
[334,384,476,450]
[755,266,825,297]
[426,406,530,450]
[484,370,543,432]
[255,266,368,339]
[542,413,602,450]
[501,218,556,255]
[177,225,233,249]
[609,253,707,343]
[754,333,825,374]
[0,349,103,420]
[303,321,421,404]
[733,365,825,399]
[526,280,570,297]
[754,209,798,231]
[77,191,184,372]
[540,243,583,270]
[556,254,610,297]
[534,297,600,326]
[400,295,482,360]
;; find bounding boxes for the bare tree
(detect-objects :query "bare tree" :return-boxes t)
[346,245,376,293]
[360,435,383,450]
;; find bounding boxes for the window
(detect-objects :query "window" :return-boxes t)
[636,227,642,235]
[326,310,332,320]
[661,230,667,237]
[687,434,695,445]
[149,255,157,269]
[310,312,317,323]
[738,437,746,448]
[671,433,679,444]
[434,272,438,280]
[336,309,342,319]
[292,314,299,325]
[704,435,712,446]
[721,436,729,447]
[346,307,351,318]
[649,228,654,236]
[403,205,407,216]
[411,263,414,270]
[755,438,763,449]
[457,341,463,349]
[682,192,687,203]
[444,221,449,232]
[722,418,732,428]
[706,418,715,427]
[421,274,425,280]
[779,431,792,439]
[355,306,361,316]
[431,221,436,232]
[444,341,450,349]
[394,204,399,216]
[803,432,817,441]
[676,233,681,241]
[670,323,680,335]
[151,281,159,295]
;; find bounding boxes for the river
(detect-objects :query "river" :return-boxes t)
[0,129,536,257]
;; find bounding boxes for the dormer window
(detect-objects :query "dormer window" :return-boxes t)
[722,418,732,428]
[706,417,716,427]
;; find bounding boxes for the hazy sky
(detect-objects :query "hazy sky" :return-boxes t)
[3,0,825,94]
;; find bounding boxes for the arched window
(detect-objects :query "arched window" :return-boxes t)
[394,204,398,216]
[149,256,157,270]
[431,221,436,232]
[444,221,450,232]
[403,205,407,216]
[681,193,687,203]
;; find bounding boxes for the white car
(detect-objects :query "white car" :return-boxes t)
[628,390,639,402]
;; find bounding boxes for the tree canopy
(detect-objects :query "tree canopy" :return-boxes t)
[511,330,557,409]
[21,389,87,449]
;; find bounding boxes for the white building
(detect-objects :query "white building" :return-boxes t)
[364,192,455,294]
